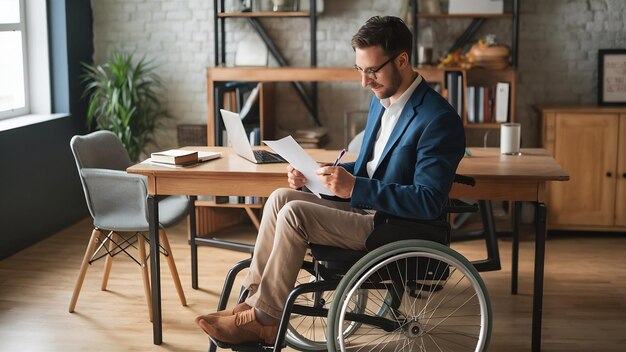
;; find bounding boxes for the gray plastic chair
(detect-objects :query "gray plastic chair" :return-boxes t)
[68,130,188,321]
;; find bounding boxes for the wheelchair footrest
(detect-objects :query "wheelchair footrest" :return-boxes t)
[209,337,282,351]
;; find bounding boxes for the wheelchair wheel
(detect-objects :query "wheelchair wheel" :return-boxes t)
[327,240,491,352]
[286,262,367,351]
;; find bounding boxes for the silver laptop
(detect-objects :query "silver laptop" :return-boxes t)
[220,109,286,164]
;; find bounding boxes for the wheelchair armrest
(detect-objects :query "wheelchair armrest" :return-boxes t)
[454,174,476,186]
[445,199,479,214]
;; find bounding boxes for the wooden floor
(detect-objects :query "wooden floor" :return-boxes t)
[1,217,625,351]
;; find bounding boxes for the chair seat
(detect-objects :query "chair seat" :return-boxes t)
[309,243,367,265]
[94,195,188,232]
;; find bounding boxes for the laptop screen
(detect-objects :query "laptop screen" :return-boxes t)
[220,109,257,162]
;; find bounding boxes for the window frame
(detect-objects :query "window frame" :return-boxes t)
[0,0,30,120]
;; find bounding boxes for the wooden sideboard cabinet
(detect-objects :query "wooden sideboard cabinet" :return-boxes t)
[541,106,626,231]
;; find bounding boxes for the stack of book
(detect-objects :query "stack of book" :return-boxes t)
[149,149,221,167]
[293,127,328,149]
[466,82,510,124]
[466,86,493,123]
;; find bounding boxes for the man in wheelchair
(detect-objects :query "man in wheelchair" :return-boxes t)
[196,16,466,347]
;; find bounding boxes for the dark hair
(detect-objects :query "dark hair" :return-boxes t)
[351,16,413,60]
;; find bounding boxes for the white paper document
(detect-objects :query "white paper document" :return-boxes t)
[264,136,333,198]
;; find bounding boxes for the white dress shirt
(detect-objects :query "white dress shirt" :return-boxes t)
[366,74,423,178]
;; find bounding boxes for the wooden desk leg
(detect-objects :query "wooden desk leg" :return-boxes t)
[148,195,162,345]
[511,201,521,295]
[189,196,199,289]
[532,202,547,352]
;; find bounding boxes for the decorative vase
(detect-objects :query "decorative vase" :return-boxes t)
[468,42,510,70]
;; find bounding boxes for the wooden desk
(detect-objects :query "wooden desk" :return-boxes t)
[128,147,568,351]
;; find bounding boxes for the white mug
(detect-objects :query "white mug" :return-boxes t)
[500,123,521,155]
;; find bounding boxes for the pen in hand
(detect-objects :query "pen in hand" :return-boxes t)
[322,149,346,176]
[332,149,346,167]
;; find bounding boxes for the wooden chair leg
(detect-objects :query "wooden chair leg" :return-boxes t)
[138,234,152,322]
[101,232,117,290]
[159,229,187,306]
[69,229,103,313]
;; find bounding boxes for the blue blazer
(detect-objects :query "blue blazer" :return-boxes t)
[341,80,465,220]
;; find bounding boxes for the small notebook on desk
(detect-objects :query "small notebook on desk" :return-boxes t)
[151,149,198,165]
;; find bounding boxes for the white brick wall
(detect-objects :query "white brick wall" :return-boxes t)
[91,0,626,150]
[515,0,626,146]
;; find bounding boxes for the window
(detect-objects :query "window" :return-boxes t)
[0,0,28,119]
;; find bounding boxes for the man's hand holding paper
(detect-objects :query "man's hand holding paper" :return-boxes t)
[287,164,307,190]
[265,136,355,198]
[264,136,334,197]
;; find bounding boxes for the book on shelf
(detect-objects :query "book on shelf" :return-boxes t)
[495,82,510,123]
[150,149,198,165]
[477,87,485,123]
[467,86,475,123]
[239,83,261,122]
[466,85,497,124]
[248,127,261,146]
[484,87,493,123]
[445,71,463,116]
[457,73,463,117]
[294,126,328,148]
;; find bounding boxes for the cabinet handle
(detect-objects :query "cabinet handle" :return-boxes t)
[606,172,612,177]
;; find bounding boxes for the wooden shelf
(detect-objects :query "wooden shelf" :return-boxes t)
[417,13,513,19]
[465,123,504,129]
[217,11,309,18]
[208,67,360,82]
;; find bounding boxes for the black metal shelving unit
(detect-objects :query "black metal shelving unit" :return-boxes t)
[411,0,519,67]
[212,0,320,146]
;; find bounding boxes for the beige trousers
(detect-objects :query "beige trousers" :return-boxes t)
[242,188,375,319]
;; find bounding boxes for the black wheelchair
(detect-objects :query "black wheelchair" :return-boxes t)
[209,175,491,352]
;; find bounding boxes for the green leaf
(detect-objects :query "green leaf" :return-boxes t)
[80,51,170,161]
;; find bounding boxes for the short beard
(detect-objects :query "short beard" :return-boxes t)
[371,64,402,100]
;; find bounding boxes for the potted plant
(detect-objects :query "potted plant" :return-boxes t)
[82,52,169,161]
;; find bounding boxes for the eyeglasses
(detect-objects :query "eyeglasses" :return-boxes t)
[354,53,400,80]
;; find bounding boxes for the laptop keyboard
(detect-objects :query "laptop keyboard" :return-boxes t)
[253,150,286,163]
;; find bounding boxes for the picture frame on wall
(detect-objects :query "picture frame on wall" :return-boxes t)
[598,49,626,106]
